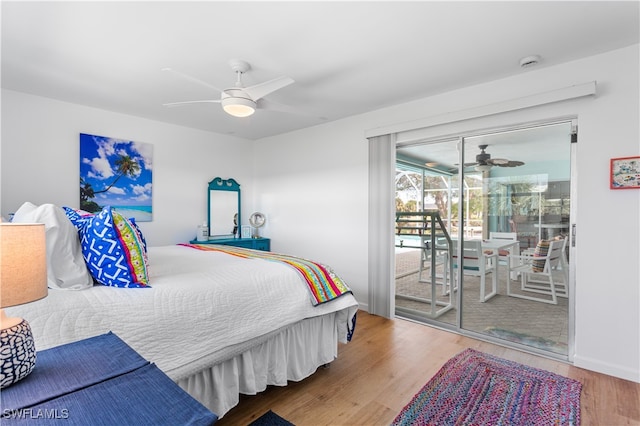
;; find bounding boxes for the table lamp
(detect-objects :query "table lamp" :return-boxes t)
[0,223,48,389]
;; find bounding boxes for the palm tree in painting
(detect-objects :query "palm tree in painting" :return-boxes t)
[93,155,141,195]
[80,155,141,212]
[79,178,100,212]
[80,177,95,203]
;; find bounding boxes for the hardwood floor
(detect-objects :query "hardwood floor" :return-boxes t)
[216,311,640,425]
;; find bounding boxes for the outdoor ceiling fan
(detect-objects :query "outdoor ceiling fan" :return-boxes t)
[162,59,295,118]
[465,145,525,170]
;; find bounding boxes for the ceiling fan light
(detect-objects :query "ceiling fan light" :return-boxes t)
[475,164,492,172]
[222,97,256,117]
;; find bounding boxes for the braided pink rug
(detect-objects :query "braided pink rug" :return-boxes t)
[392,348,582,425]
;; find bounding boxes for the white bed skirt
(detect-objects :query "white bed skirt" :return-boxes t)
[175,311,343,418]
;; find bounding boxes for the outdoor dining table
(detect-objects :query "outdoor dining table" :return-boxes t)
[437,238,521,281]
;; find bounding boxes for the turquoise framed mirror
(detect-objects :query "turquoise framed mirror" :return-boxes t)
[208,177,241,238]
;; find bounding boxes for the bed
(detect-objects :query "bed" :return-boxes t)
[4,203,358,418]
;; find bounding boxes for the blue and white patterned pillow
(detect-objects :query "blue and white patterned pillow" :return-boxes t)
[64,207,148,254]
[63,207,94,232]
[80,206,150,288]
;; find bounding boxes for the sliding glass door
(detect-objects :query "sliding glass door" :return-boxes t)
[395,120,574,359]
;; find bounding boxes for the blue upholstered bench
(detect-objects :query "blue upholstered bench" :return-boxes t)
[0,332,217,425]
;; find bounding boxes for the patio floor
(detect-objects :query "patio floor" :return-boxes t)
[395,248,569,355]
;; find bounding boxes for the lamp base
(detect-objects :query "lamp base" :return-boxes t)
[0,318,37,389]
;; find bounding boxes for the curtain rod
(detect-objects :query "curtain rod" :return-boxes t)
[365,81,596,139]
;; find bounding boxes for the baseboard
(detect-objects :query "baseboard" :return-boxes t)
[573,355,640,383]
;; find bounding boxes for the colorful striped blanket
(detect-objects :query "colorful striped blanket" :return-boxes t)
[181,243,352,306]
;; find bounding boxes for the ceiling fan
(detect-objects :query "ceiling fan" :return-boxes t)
[162,59,294,118]
[465,144,525,170]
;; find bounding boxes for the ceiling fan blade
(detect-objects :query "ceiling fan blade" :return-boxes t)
[498,160,524,167]
[244,76,294,101]
[487,158,509,166]
[258,98,326,119]
[162,68,224,93]
[162,100,221,107]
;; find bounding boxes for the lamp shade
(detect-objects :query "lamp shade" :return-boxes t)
[0,223,47,389]
[0,223,48,308]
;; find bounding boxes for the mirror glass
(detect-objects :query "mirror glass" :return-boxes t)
[208,177,241,238]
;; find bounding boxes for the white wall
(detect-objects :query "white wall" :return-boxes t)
[251,118,371,313]
[254,45,640,383]
[0,89,254,246]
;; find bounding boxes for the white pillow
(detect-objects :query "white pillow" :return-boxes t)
[12,201,38,220]
[12,202,93,290]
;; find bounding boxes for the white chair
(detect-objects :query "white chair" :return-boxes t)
[488,231,518,260]
[451,240,498,302]
[506,238,567,304]
[419,236,450,295]
[488,231,519,280]
[524,236,569,296]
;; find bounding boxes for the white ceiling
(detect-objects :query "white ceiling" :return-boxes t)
[2,1,638,140]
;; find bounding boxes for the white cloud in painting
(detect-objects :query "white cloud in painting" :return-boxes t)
[131,183,152,196]
[108,186,126,195]
[83,156,114,180]
[132,142,153,171]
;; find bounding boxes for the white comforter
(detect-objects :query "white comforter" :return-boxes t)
[5,245,358,378]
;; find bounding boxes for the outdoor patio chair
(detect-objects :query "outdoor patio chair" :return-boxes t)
[488,231,518,258]
[506,237,568,304]
[451,239,498,302]
[488,232,520,280]
[418,236,451,295]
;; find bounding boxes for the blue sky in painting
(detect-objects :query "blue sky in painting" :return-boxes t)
[80,133,153,209]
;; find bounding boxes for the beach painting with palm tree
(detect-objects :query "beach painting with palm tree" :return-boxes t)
[80,133,153,221]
